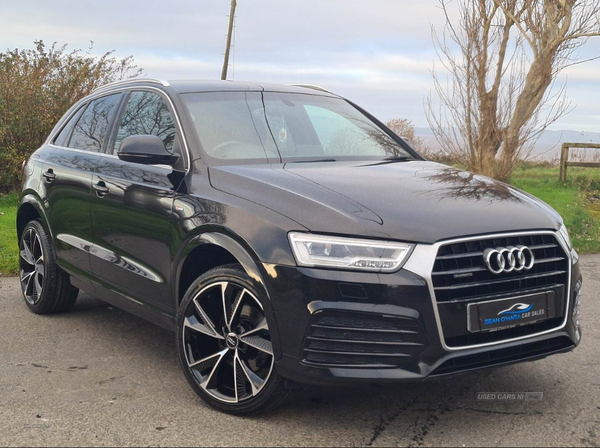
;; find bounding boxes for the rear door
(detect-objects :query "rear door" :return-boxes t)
[42,93,123,284]
[90,89,186,311]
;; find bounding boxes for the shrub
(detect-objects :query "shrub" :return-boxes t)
[0,40,141,193]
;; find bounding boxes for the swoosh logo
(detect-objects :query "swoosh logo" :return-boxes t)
[498,303,533,315]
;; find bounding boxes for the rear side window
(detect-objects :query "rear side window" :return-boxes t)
[53,106,85,147]
[112,91,176,154]
[69,93,122,152]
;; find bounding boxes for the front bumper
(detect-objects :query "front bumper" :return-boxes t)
[261,249,582,387]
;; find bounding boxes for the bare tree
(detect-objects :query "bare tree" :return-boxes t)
[386,118,432,156]
[426,0,600,181]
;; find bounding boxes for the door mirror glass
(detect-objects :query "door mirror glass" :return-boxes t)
[117,135,180,166]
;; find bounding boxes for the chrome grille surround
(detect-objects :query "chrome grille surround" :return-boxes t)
[402,230,572,351]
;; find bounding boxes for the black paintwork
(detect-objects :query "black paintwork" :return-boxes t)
[18,80,580,385]
[208,161,562,244]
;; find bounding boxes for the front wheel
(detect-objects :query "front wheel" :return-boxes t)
[177,264,291,415]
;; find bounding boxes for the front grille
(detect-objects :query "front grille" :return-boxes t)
[302,311,427,368]
[430,336,574,376]
[432,234,568,304]
[432,233,570,347]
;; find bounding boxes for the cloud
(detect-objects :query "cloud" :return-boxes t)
[1,0,599,129]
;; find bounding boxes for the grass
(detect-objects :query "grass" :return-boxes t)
[0,165,599,275]
[512,165,600,254]
[0,192,19,276]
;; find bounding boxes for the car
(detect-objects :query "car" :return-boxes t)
[17,78,582,415]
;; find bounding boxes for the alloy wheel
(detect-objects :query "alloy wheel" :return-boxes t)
[19,227,45,305]
[182,281,274,404]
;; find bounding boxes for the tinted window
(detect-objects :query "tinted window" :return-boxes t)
[53,106,85,147]
[112,91,177,154]
[69,94,122,152]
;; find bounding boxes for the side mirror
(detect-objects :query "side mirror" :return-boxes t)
[117,135,180,166]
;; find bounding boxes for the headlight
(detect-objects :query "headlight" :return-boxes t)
[558,224,573,250]
[288,233,414,272]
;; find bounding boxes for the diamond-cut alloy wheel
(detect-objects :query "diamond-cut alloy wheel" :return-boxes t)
[18,220,79,314]
[182,280,275,404]
[19,227,45,305]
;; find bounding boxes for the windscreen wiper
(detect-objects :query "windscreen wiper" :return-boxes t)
[291,158,337,163]
[362,156,414,167]
[382,156,411,161]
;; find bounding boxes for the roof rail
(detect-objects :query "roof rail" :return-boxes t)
[92,78,171,93]
[287,84,333,94]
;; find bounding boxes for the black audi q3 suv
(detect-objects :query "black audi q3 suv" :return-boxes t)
[17,79,582,414]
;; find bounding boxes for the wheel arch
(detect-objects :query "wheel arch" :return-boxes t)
[174,230,270,305]
[173,229,283,360]
[17,194,52,241]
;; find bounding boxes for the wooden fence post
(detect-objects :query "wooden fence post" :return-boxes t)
[559,143,569,182]
[558,142,600,183]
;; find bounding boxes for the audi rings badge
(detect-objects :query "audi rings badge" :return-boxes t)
[483,246,535,274]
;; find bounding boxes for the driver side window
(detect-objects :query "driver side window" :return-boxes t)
[112,91,177,155]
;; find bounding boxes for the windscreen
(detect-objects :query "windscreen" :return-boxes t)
[182,91,415,163]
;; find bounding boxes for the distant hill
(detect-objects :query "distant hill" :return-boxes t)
[415,128,600,161]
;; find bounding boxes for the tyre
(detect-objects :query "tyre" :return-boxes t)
[177,264,291,415]
[18,220,79,314]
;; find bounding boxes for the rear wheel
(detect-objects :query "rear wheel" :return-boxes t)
[177,264,291,415]
[19,220,78,314]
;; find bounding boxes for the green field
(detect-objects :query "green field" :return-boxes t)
[512,165,600,254]
[0,165,599,275]
[0,192,19,276]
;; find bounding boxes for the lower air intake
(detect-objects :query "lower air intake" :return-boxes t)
[302,311,427,368]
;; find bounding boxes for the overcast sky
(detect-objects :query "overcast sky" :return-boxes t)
[2,0,599,132]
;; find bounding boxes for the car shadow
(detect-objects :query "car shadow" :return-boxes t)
[68,292,557,397]
[41,290,575,446]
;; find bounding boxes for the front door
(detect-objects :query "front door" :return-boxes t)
[90,90,187,311]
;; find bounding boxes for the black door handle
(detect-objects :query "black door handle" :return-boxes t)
[93,181,110,197]
[43,169,56,182]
